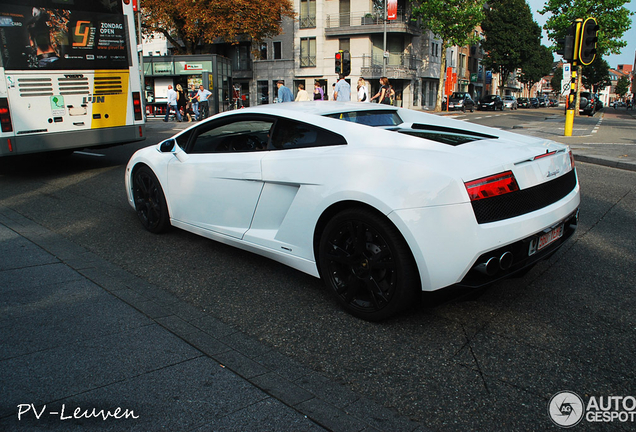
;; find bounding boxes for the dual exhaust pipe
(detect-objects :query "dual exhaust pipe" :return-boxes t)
[474,251,514,276]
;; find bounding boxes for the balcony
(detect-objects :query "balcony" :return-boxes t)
[325,11,420,37]
[360,53,419,79]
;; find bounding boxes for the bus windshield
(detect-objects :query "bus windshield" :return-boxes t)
[0,0,130,71]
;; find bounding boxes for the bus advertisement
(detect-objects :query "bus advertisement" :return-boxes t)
[0,0,145,157]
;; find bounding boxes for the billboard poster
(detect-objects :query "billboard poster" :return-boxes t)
[0,1,130,70]
[387,0,397,20]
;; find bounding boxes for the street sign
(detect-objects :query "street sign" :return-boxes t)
[387,0,397,20]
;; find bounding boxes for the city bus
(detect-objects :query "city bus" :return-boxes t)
[0,0,144,157]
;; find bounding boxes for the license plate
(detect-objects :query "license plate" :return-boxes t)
[529,224,564,256]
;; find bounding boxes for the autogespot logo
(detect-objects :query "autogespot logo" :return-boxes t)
[548,391,585,428]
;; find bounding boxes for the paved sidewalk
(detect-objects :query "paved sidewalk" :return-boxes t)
[0,206,426,431]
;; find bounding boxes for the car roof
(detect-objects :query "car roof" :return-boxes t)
[224,101,398,117]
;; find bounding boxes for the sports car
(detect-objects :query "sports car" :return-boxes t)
[126,102,580,321]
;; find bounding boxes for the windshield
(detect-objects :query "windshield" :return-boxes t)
[324,110,403,127]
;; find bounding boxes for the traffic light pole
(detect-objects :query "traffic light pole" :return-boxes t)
[564,19,583,137]
[564,61,576,136]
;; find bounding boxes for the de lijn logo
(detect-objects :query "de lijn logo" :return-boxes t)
[548,391,585,428]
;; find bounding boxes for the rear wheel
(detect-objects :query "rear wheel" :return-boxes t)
[132,166,170,233]
[318,208,419,321]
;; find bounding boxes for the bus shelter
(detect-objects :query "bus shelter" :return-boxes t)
[142,54,232,117]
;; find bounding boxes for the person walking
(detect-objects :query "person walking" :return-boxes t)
[276,81,293,103]
[295,84,312,101]
[188,84,199,120]
[163,85,182,122]
[333,74,351,101]
[313,81,324,100]
[176,84,186,119]
[196,84,212,120]
[370,77,391,105]
[357,78,369,103]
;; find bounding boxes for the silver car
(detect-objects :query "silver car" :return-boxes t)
[503,96,518,110]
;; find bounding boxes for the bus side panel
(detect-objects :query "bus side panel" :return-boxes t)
[91,70,130,129]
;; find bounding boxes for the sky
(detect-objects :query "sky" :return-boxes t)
[527,0,636,69]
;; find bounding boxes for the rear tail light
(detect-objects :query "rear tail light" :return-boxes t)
[465,171,519,202]
[569,150,575,168]
[132,92,143,121]
[0,98,13,132]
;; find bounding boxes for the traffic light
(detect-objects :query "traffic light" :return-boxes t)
[342,50,351,76]
[335,51,342,74]
[556,24,576,62]
[578,17,599,65]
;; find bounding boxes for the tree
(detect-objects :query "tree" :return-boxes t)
[615,76,630,99]
[540,0,634,114]
[582,57,611,93]
[141,0,295,55]
[411,0,487,112]
[517,44,554,95]
[551,65,564,95]
[480,0,545,95]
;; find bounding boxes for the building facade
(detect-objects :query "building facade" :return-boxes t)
[143,0,494,110]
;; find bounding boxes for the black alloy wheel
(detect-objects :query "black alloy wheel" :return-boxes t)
[132,166,170,233]
[318,208,419,321]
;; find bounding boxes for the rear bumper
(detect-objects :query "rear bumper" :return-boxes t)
[455,208,579,288]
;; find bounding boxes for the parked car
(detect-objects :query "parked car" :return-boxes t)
[595,95,603,111]
[577,92,596,116]
[442,92,475,112]
[549,99,559,107]
[538,96,549,107]
[126,102,580,321]
[477,95,503,111]
[529,98,540,108]
[503,95,518,110]
[517,97,530,108]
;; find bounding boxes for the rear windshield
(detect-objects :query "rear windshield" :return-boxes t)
[324,110,403,127]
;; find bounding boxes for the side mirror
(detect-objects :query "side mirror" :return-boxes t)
[159,139,176,153]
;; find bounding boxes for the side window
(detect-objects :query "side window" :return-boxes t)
[270,119,346,150]
[189,119,274,154]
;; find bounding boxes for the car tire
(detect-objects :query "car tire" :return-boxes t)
[132,165,171,234]
[318,208,419,321]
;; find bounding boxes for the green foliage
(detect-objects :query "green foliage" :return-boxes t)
[411,0,486,48]
[481,0,545,92]
[582,57,611,92]
[411,0,486,110]
[540,0,634,57]
[518,44,555,89]
[615,76,630,98]
[551,64,564,93]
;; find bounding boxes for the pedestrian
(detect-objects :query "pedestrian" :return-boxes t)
[333,74,351,101]
[176,84,186,115]
[276,81,293,103]
[313,81,324,100]
[370,77,391,104]
[188,84,199,120]
[295,83,312,101]
[163,85,182,122]
[184,101,196,122]
[330,83,336,101]
[357,77,369,102]
[196,84,212,120]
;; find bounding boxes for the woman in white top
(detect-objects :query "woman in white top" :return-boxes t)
[357,78,369,102]
[295,84,312,101]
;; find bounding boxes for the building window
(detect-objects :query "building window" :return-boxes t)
[257,81,269,104]
[300,38,316,67]
[273,41,282,60]
[300,0,316,28]
[260,43,267,60]
[339,38,350,53]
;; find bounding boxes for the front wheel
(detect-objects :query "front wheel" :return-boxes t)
[132,166,170,233]
[318,208,419,321]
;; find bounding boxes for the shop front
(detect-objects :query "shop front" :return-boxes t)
[143,54,232,117]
